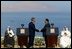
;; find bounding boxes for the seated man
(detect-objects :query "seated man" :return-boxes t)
[4,26,15,48]
[59,26,71,48]
[60,26,71,37]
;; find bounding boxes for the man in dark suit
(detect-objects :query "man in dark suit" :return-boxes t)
[28,17,39,48]
[40,19,50,48]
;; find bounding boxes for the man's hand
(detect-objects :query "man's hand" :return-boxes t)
[38,29,41,32]
[36,29,41,32]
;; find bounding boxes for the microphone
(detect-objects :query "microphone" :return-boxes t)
[21,24,24,28]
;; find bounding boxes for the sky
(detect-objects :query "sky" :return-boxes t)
[1,1,71,12]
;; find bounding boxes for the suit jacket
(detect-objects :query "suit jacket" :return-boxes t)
[29,22,39,36]
[41,23,50,36]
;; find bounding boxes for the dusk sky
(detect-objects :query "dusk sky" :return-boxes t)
[1,1,71,12]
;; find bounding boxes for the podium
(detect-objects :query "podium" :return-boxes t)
[16,24,29,47]
[46,27,59,47]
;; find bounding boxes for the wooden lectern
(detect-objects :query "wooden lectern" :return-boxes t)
[16,24,29,48]
[46,27,59,48]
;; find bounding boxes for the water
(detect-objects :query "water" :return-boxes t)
[1,12,71,36]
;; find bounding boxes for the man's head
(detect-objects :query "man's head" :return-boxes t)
[31,17,36,24]
[9,27,11,31]
[7,26,11,31]
[45,18,49,24]
[63,26,68,31]
[8,26,11,31]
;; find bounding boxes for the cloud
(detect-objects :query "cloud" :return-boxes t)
[1,1,68,12]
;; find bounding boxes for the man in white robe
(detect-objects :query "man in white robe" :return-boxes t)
[59,26,71,48]
[61,26,71,37]
[7,26,15,37]
[4,26,15,48]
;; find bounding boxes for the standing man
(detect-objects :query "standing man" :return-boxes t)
[28,17,39,48]
[40,19,50,48]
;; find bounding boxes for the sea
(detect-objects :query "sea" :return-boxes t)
[1,12,71,37]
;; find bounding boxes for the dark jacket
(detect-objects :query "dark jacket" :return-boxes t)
[29,22,39,36]
[41,23,50,36]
